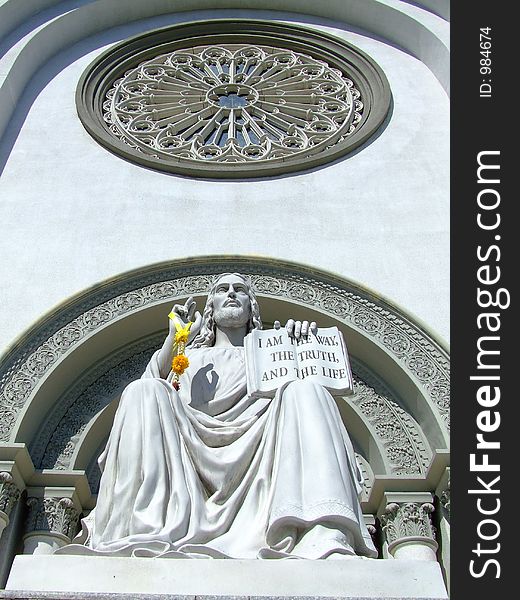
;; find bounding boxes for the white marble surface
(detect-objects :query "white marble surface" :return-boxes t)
[75,279,376,560]
[6,555,449,598]
[0,5,449,355]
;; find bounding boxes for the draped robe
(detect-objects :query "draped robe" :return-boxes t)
[65,346,377,559]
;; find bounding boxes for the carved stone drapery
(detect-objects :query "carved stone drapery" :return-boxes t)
[31,336,163,472]
[0,260,450,450]
[30,344,431,497]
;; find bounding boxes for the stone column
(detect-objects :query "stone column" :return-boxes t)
[24,495,80,554]
[439,474,450,522]
[0,471,21,539]
[379,492,438,561]
[436,468,450,590]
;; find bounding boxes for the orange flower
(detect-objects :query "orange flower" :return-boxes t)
[172,354,189,375]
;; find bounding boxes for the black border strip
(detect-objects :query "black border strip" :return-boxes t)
[451,3,514,597]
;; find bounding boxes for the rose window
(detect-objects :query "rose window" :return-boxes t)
[77,22,391,177]
[102,45,363,165]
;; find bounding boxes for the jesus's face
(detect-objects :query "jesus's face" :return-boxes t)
[212,274,252,330]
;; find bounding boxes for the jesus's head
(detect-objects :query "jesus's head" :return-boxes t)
[190,273,262,347]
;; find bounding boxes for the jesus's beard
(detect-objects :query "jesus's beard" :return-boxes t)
[214,305,250,329]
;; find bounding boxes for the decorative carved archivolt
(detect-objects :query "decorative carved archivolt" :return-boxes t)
[351,374,431,476]
[0,260,449,470]
[31,335,164,471]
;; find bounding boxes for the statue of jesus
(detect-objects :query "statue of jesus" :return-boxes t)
[69,273,377,559]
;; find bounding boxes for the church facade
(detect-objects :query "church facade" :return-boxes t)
[0,1,450,597]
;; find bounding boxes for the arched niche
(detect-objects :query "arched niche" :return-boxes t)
[0,256,449,513]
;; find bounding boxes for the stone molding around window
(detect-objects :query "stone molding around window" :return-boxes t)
[76,20,391,178]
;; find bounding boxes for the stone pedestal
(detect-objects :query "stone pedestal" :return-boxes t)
[22,532,70,555]
[389,537,438,561]
[23,494,81,554]
[4,555,448,599]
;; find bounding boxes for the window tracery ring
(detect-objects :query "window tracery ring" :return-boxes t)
[77,21,391,178]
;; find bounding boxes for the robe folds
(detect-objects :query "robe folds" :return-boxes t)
[65,346,377,559]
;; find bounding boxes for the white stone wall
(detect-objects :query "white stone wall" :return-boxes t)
[0,1,450,351]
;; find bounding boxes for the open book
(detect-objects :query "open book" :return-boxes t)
[244,326,354,397]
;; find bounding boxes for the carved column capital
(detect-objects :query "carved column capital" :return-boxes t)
[0,471,21,519]
[381,501,436,545]
[378,492,438,560]
[25,496,80,540]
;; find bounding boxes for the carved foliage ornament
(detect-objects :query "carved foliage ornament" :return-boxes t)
[25,497,80,539]
[351,375,431,476]
[0,263,450,445]
[77,21,391,177]
[381,502,436,545]
[0,472,21,516]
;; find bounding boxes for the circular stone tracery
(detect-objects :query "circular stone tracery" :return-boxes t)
[207,84,258,109]
[103,44,362,164]
[77,21,391,177]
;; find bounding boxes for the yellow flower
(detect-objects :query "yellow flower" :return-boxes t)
[168,312,192,343]
[175,330,189,344]
[172,354,189,375]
